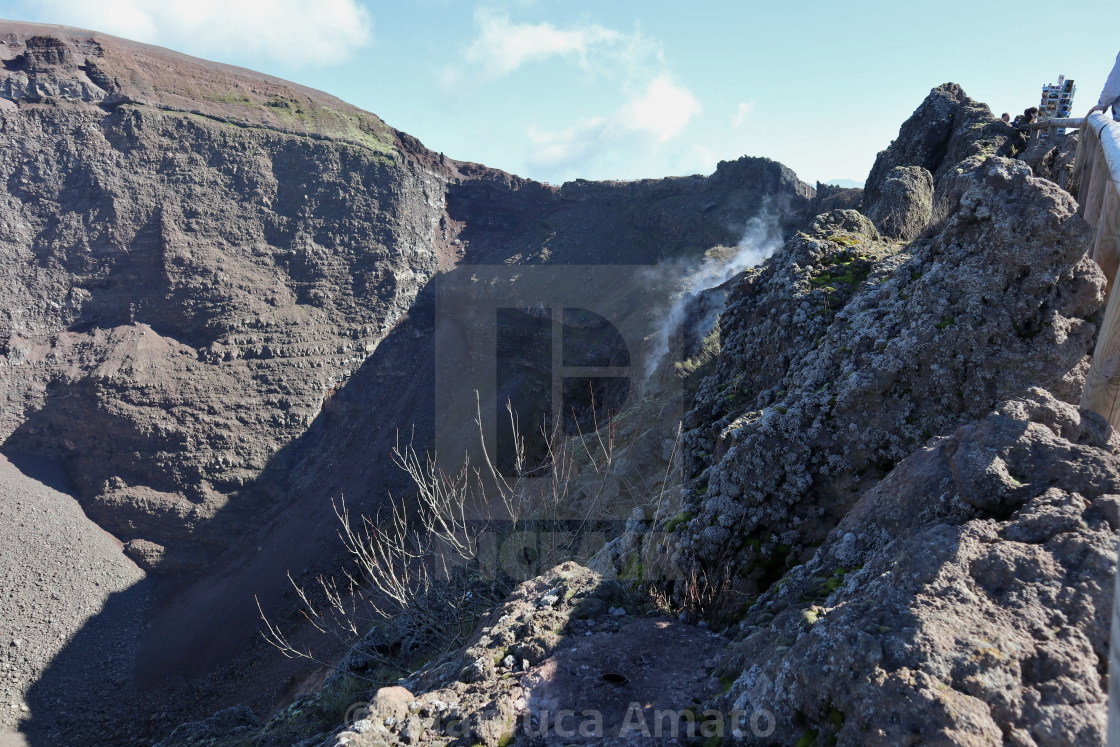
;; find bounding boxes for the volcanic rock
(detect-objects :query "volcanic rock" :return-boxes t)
[864,164,934,239]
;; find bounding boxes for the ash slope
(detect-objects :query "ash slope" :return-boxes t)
[0,453,147,737]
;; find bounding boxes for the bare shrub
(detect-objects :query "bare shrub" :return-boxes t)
[258,395,668,682]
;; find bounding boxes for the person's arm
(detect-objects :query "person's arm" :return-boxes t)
[1099,49,1120,109]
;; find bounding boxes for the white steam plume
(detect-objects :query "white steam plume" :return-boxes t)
[642,202,784,385]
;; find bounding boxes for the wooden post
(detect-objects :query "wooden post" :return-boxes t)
[1073,121,1096,200]
[1093,186,1120,292]
[1081,230,1120,422]
[1084,148,1109,227]
[1080,113,1120,427]
[1070,118,1097,198]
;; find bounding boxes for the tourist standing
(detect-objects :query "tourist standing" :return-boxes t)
[1089,50,1120,116]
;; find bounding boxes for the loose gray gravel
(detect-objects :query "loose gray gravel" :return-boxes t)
[0,453,149,741]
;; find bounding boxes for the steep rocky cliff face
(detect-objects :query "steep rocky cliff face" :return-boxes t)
[1,105,449,570]
[0,24,448,573]
[0,22,811,575]
[0,21,817,744]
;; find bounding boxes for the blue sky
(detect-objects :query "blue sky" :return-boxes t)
[2,1,1118,186]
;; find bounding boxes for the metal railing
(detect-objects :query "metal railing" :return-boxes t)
[1026,116,1085,138]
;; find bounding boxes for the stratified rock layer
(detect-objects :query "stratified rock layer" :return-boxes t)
[0,104,445,568]
[0,22,813,574]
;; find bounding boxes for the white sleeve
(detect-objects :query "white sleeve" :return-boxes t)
[1101,49,1120,107]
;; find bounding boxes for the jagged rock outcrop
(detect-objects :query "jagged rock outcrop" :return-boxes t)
[717,389,1117,745]
[0,34,107,104]
[864,165,933,239]
[808,180,863,215]
[449,154,813,266]
[863,83,1017,217]
[665,156,1101,593]
[1020,130,1080,191]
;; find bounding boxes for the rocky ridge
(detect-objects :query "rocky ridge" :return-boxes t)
[670,155,1100,586]
[286,87,1120,746]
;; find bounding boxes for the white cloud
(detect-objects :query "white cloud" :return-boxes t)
[451,7,659,83]
[615,75,700,143]
[732,101,754,128]
[449,7,699,181]
[464,7,620,76]
[527,74,700,171]
[527,119,602,168]
[27,0,372,67]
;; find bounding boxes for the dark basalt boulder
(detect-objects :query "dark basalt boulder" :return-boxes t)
[864,164,934,240]
[863,83,1017,216]
[1019,129,1080,191]
[717,388,1118,745]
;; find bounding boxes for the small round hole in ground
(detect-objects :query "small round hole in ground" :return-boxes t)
[601,672,628,686]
